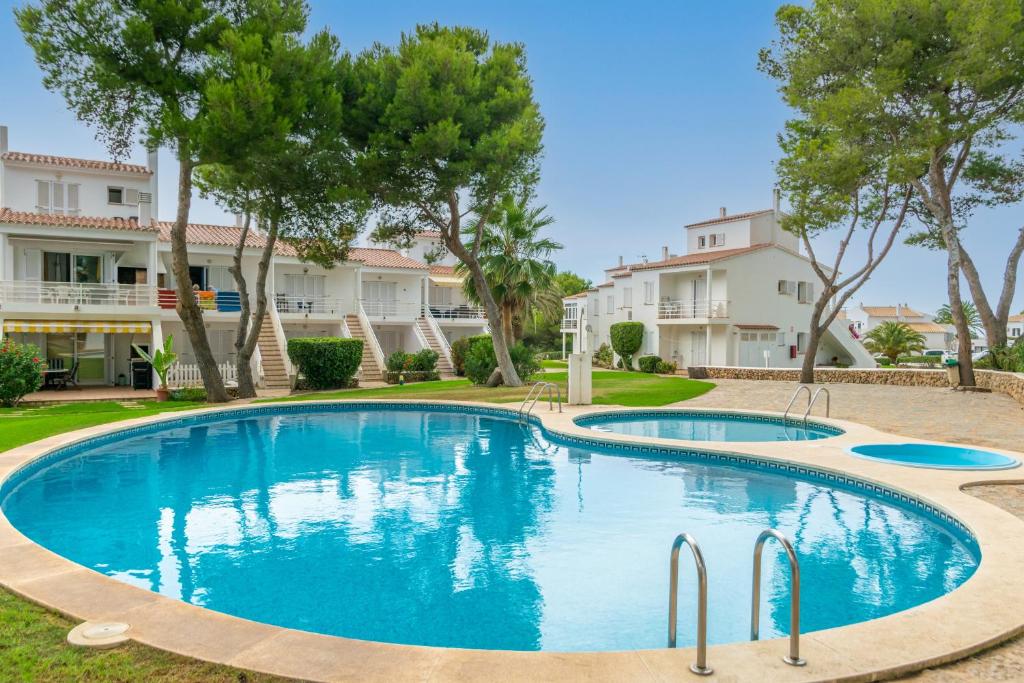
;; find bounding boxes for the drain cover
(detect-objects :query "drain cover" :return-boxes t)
[67,621,131,649]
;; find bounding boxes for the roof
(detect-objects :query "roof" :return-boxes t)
[630,244,773,272]
[563,292,589,300]
[596,281,614,288]
[0,208,156,233]
[861,305,926,319]
[428,264,456,276]
[415,229,442,239]
[349,247,428,270]
[155,221,295,253]
[905,322,948,334]
[685,208,774,229]
[2,151,151,175]
[735,324,779,330]
[1007,314,1024,323]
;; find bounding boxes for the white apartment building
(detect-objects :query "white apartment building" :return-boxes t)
[0,125,477,391]
[561,206,875,370]
[846,303,953,351]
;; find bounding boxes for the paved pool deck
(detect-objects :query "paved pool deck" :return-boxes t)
[1,394,1023,682]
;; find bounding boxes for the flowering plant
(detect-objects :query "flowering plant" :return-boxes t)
[0,339,46,407]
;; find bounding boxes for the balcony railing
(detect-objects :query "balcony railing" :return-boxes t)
[561,316,580,332]
[158,289,242,313]
[361,299,423,319]
[657,299,729,320]
[0,280,157,307]
[274,294,344,316]
[427,303,486,320]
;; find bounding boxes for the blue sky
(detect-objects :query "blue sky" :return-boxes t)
[1,0,1020,314]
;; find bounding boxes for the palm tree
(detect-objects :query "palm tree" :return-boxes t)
[863,321,927,365]
[934,301,982,338]
[458,195,563,346]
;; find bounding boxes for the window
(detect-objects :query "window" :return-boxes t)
[797,332,808,353]
[777,280,796,295]
[622,287,632,308]
[797,281,814,303]
[643,281,654,305]
[606,295,614,314]
[697,235,707,249]
[588,298,598,316]
[107,187,124,204]
[709,233,726,247]
[35,180,80,214]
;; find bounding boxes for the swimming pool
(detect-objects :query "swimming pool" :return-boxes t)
[576,409,843,442]
[0,404,976,652]
[851,443,1019,470]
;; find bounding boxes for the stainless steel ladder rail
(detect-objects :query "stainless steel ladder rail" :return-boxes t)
[801,386,830,425]
[517,381,562,423]
[750,529,806,666]
[782,385,811,422]
[667,533,713,676]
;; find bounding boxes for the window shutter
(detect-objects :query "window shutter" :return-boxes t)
[24,248,42,281]
[805,282,814,302]
[67,184,80,212]
[36,180,50,211]
[52,182,64,212]
[124,188,140,205]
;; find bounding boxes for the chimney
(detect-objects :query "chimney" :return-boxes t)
[661,245,669,260]
[719,206,727,218]
[0,125,7,154]
[146,148,159,220]
[773,188,781,214]
[618,255,624,267]
[137,192,153,227]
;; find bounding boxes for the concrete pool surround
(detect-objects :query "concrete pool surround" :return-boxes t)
[1,399,1023,682]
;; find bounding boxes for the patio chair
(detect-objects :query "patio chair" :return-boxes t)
[53,361,79,390]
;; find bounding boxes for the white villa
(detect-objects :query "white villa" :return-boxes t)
[0,126,485,391]
[846,303,953,351]
[561,204,875,370]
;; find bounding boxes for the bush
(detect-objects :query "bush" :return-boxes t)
[637,355,662,373]
[610,322,644,369]
[451,334,489,376]
[170,387,207,402]
[0,339,45,407]
[464,337,539,385]
[384,370,440,384]
[655,360,677,374]
[897,355,942,364]
[409,348,439,372]
[593,343,613,368]
[286,337,362,390]
[385,350,409,372]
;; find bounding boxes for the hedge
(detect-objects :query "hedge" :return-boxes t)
[286,337,363,389]
[464,337,539,385]
[384,349,440,376]
[610,322,644,369]
[384,370,441,384]
[637,355,661,373]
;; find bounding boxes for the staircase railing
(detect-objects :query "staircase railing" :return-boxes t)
[422,306,454,369]
[357,303,387,378]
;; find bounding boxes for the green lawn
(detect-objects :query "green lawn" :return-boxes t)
[540,358,568,369]
[267,370,715,407]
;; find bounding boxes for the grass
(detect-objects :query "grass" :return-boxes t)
[267,370,715,407]
[540,358,568,369]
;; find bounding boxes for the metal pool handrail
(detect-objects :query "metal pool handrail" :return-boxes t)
[783,385,811,422]
[667,532,713,676]
[517,381,562,423]
[802,387,831,424]
[750,528,806,667]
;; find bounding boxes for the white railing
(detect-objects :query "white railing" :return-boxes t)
[657,299,729,320]
[166,361,239,388]
[357,303,387,377]
[422,308,454,367]
[0,280,157,307]
[427,303,487,320]
[361,299,423,319]
[273,293,344,316]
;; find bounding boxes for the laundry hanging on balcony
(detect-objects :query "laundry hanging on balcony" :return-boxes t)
[2,320,153,334]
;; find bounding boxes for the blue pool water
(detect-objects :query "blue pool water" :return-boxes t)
[577,410,842,442]
[851,443,1019,470]
[1,406,976,652]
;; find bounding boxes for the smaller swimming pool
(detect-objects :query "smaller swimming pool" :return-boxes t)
[851,443,1019,470]
[575,410,843,442]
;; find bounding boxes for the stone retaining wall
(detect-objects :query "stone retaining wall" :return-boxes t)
[689,366,1024,405]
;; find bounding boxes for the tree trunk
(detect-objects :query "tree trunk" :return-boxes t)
[170,148,229,402]
[959,226,1024,350]
[501,301,515,347]
[800,298,831,384]
[943,233,976,386]
[233,219,278,399]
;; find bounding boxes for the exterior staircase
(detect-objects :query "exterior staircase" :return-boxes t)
[417,317,455,377]
[256,317,292,391]
[345,314,383,382]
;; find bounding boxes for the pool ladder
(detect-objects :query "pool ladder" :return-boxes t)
[783,385,831,425]
[667,528,805,675]
[517,381,562,424]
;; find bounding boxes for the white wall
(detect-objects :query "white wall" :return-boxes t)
[3,162,152,220]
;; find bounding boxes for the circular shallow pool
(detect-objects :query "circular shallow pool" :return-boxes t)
[576,410,843,442]
[851,443,1019,470]
[1,405,976,652]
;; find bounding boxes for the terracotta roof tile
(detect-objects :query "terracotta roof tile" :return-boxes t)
[0,208,156,232]
[156,221,298,255]
[629,244,772,271]
[2,151,151,175]
[685,208,774,229]
[348,247,428,270]
[905,321,948,334]
[1009,314,1024,323]
[861,305,926,319]
[415,229,443,239]
[428,264,456,276]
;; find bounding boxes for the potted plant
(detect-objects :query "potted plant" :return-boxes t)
[133,335,177,402]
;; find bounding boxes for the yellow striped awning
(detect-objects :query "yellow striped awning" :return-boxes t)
[428,274,463,287]
[3,320,153,334]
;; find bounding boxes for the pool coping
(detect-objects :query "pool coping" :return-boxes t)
[1,399,1023,682]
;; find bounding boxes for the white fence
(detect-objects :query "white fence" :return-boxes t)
[166,361,238,388]
[0,280,157,307]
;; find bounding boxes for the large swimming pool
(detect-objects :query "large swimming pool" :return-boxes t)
[1,405,977,652]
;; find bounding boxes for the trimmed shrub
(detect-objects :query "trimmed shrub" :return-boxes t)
[170,387,207,402]
[0,339,45,407]
[610,322,644,369]
[655,360,677,374]
[287,337,362,390]
[451,334,490,376]
[385,369,440,384]
[385,350,409,372]
[637,355,662,373]
[464,337,539,385]
[897,355,942,364]
[409,348,439,372]
[593,343,613,368]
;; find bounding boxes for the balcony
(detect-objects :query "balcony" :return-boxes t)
[157,289,242,313]
[657,299,729,320]
[0,281,157,310]
[428,303,486,320]
[361,299,423,320]
[275,294,345,317]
